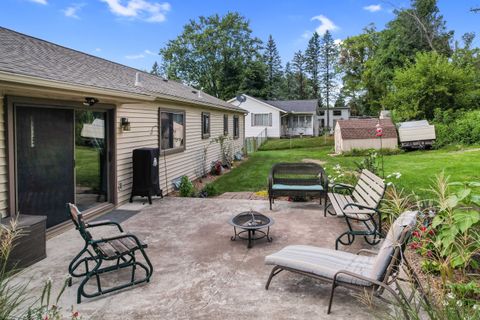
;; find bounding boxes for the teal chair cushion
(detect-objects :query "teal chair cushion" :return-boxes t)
[272,184,323,191]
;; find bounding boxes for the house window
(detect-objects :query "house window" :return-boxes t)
[290,115,312,128]
[202,112,210,139]
[252,113,272,126]
[160,109,185,154]
[333,110,341,116]
[319,110,325,116]
[223,114,228,135]
[233,115,240,139]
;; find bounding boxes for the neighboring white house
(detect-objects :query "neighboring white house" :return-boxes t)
[334,118,398,153]
[318,107,351,132]
[228,95,284,138]
[229,95,350,138]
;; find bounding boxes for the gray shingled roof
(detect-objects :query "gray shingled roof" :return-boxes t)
[265,99,318,113]
[0,27,244,112]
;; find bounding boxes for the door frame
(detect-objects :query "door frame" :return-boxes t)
[5,96,117,223]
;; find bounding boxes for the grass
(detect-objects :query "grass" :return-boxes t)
[76,145,100,189]
[212,138,480,198]
[259,136,333,150]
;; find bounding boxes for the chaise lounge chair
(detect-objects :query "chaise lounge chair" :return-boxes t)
[264,211,418,317]
[67,203,153,303]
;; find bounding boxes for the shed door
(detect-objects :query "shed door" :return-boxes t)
[16,107,74,228]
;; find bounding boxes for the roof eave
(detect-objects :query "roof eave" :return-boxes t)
[0,71,156,102]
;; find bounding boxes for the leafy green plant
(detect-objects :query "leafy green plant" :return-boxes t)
[381,185,415,225]
[411,173,480,284]
[354,151,379,174]
[179,176,196,197]
[199,183,219,198]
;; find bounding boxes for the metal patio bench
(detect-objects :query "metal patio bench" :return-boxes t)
[325,169,386,249]
[265,211,419,318]
[67,203,153,303]
[268,163,328,210]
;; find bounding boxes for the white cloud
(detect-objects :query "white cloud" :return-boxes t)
[101,0,171,23]
[125,53,145,59]
[310,15,339,35]
[363,4,382,12]
[29,0,47,4]
[63,4,85,19]
[125,49,156,59]
[334,39,343,45]
[95,48,102,52]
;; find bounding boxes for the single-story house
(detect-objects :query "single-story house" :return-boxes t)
[317,106,350,132]
[0,27,245,231]
[229,95,350,138]
[334,118,398,153]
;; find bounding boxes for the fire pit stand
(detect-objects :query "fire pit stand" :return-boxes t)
[228,211,274,248]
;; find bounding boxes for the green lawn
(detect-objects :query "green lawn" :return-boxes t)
[212,138,480,198]
[76,145,100,189]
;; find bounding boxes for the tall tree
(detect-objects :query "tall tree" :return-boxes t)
[364,0,453,113]
[150,61,161,76]
[291,51,308,99]
[263,35,283,99]
[283,62,296,99]
[241,58,267,98]
[305,32,322,99]
[159,12,262,100]
[319,30,339,131]
[339,24,379,115]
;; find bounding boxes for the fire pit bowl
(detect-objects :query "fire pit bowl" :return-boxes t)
[228,211,274,248]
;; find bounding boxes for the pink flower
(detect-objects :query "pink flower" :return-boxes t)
[419,226,427,233]
[412,231,420,238]
[72,311,80,318]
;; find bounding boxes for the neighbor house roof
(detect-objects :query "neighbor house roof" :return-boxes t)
[0,27,245,113]
[264,99,317,113]
[336,118,398,140]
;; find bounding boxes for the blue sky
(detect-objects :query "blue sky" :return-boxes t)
[1,0,479,72]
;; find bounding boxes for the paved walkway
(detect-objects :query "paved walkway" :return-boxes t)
[14,198,388,319]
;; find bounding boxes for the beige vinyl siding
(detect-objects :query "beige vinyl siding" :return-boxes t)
[0,96,6,217]
[339,138,398,153]
[116,101,244,204]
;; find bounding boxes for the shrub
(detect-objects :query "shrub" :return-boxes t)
[434,110,480,148]
[199,183,219,198]
[354,151,380,174]
[179,176,195,197]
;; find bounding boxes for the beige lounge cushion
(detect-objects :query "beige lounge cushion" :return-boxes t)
[370,211,418,281]
[265,245,375,286]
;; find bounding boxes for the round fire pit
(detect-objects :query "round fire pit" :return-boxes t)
[228,211,274,248]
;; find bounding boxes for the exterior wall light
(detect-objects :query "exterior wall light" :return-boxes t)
[121,117,131,131]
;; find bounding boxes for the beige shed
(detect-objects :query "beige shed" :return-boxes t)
[334,118,398,153]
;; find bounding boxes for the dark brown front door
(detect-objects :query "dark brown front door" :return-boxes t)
[16,106,75,228]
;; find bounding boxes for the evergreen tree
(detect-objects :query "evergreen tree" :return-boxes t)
[263,35,283,99]
[283,62,296,99]
[291,50,308,99]
[319,30,339,131]
[305,32,322,99]
[150,61,161,76]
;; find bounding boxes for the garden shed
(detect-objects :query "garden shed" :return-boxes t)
[334,118,398,153]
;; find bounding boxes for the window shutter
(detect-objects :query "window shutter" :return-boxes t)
[251,113,255,126]
[269,113,272,126]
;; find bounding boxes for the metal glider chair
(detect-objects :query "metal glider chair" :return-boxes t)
[67,203,153,303]
[325,169,386,249]
[265,211,419,318]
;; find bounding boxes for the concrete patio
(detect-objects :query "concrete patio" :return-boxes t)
[16,197,390,319]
